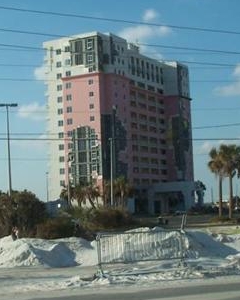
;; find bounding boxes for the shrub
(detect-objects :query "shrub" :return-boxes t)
[210,216,231,223]
[0,190,47,238]
[36,218,74,239]
[88,207,135,231]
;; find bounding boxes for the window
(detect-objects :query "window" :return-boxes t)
[57,108,63,115]
[58,120,63,127]
[150,147,158,154]
[65,46,70,52]
[56,49,61,55]
[65,59,71,65]
[68,143,73,149]
[67,131,72,137]
[59,168,65,175]
[59,144,64,150]
[87,54,93,63]
[66,106,72,113]
[133,167,139,173]
[67,118,73,125]
[56,61,62,68]
[151,168,159,175]
[56,73,62,79]
[58,132,64,138]
[89,91,94,97]
[66,94,72,101]
[87,39,93,49]
[60,180,65,187]
[89,104,94,109]
[65,71,71,77]
[66,82,72,89]
[132,145,138,151]
[57,85,62,91]
[88,66,95,72]
[57,96,63,103]
[161,149,166,155]
[90,116,95,122]
[59,156,65,162]
[151,158,158,164]
[88,79,93,85]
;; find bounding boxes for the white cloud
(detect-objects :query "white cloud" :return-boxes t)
[119,24,171,44]
[233,64,240,77]
[143,9,158,22]
[195,139,240,155]
[197,141,213,155]
[118,9,172,47]
[18,102,46,121]
[214,64,240,96]
[34,65,47,81]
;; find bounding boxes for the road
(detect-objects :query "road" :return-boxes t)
[28,276,240,300]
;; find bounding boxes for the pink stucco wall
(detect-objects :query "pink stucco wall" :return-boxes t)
[61,72,194,187]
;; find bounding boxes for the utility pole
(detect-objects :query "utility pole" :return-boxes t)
[46,172,49,202]
[110,105,117,207]
[67,152,74,205]
[109,137,114,206]
[0,103,18,197]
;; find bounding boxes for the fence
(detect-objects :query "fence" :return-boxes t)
[96,228,186,275]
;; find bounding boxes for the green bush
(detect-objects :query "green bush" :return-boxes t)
[10,206,138,240]
[65,206,137,232]
[210,216,231,223]
[0,190,47,238]
[36,218,74,239]
[87,207,135,231]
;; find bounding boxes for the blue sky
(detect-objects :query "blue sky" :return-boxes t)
[0,0,240,203]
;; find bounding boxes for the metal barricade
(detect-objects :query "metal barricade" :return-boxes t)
[96,228,186,275]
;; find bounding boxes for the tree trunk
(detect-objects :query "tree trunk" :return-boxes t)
[219,177,223,218]
[88,197,96,209]
[229,176,233,219]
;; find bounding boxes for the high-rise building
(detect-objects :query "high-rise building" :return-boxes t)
[43,31,195,214]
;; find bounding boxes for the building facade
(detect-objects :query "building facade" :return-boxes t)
[43,31,194,213]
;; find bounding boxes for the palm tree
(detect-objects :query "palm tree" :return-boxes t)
[72,184,86,207]
[102,180,111,207]
[59,185,74,206]
[114,176,132,209]
[84,184,100,209]
[72,183,100,209]
[219,144,240,219]
[208,147,225,217]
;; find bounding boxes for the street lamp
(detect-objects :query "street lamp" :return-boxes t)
[0,103,18,197]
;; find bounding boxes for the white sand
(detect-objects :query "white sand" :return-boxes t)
[0,226,240,299]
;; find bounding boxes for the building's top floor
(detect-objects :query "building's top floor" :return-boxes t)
[43,31,190,98]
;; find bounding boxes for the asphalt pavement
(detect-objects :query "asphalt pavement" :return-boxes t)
[31,276,240,300]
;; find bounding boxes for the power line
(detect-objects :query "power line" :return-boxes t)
[0,5,240,36]
[0,27,64,38]
[0,157,48,161]
[142,43,240,55]
[1,137,240,142]
[193,123,240,129]
[193,107,240,111]
[0,42,43,51]
[1,32,240,56]
[0,75,238,83]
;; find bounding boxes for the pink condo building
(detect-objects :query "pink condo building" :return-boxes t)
[43,31,195,214]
